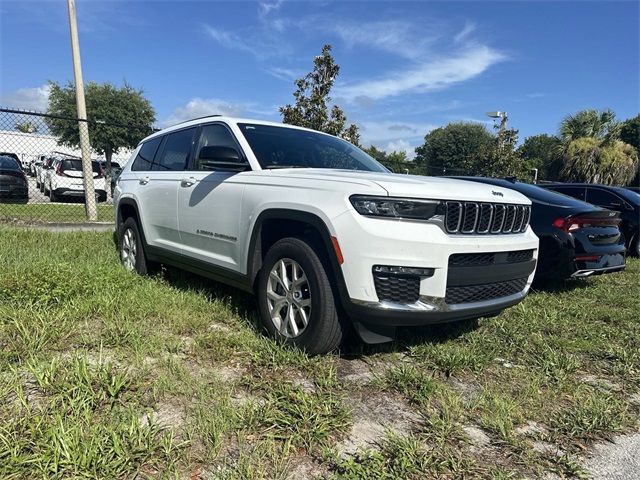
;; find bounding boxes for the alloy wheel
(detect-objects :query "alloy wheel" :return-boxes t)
[266,258,312,338]
[121,228,137,271]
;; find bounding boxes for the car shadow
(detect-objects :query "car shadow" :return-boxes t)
[530,277,592,294]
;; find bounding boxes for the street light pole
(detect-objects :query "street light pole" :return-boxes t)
[67,0,97,221]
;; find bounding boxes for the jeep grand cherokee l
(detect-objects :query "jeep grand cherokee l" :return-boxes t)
[114,117,539,354]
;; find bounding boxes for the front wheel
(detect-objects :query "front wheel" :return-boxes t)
[257,237,345,354]
[118,217,156,275]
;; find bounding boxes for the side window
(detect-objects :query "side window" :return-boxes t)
[192,124,243,171]
[554,186,586,201]
[131,136,162,171]
[586,188,621,207]
[152,128,196,172]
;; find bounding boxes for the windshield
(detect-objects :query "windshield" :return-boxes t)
[0,156,21,170]
[238,123,388,172]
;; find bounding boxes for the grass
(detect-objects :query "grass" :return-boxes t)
[0,227,639,478]
[0,203,114,223]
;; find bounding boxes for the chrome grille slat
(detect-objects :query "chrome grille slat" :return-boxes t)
[444,201,530,235]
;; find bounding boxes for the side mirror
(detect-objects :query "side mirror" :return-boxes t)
[197,146,248,172]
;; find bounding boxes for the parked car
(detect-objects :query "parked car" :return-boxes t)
[542,183,640,257]
[0,155,28,203]
[45,158,107,202]
[451,177,626,281]
[114,117,539,353]
[36,156,56,192]
[29,155,45,176]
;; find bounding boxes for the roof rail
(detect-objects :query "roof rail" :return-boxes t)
[172,114,222,127]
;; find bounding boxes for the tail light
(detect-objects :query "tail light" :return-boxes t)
[55,162,69,178]
[552,215,621,233]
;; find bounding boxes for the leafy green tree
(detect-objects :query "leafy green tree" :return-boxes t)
[46,81,155,174]
[414,122,493,175]
[561,137,637,185]
[558,109,638,185]
[620,115,640,185]
[15,121,38,134]
[518,134,563,181]
[363,145,419,174]
[559,109,620,145]
[465,118,529,179]
[280,45,360,145]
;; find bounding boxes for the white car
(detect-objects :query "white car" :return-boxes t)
[114,117,539,354]
[46,158,107,202]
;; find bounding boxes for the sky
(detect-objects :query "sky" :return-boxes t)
[1,0,638,158]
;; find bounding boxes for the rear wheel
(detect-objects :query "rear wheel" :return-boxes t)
[119,217,157,275]
[49,188,58,202]
[631,234,640,257]
[257,237,345,354]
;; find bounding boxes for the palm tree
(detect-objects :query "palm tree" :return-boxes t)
[559,109,637,185]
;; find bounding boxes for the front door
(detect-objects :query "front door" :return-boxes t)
[177,123,248,272]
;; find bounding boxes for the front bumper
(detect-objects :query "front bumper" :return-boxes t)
[332,209,539,326]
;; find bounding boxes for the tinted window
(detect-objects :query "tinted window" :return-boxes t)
[549,186,586,201]
[60,160,101,173]
[238,123,387,172]
[131,136,162,171]
[153,128,195,171]
[586,188,622,207]
[192,124,242,171]
[611,186,640,205]
[0,156,21,170]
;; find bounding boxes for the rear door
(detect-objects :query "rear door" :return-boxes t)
[176,123,249,272]
[132,128,196,253]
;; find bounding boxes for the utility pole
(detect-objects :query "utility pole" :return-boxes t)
[67,0,97,221]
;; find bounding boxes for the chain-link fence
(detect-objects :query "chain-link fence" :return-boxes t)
[0,107,153,223]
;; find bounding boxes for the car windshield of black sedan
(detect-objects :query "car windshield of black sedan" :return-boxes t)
[0,156,21,170]
[238,123,388,172]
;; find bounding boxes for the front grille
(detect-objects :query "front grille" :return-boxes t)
[445,277,528,305]
[449,249,535,267]
[445,201,530,235]
[373,273,420,304]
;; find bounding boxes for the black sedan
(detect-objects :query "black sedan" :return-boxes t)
[541,183,640,257]
[451,177,626,281]
[0,155,28,203]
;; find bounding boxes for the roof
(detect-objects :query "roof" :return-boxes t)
[141,116,333,144]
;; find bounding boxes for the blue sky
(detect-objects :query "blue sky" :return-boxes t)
[1,0,638,157]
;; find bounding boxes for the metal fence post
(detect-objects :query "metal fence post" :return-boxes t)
[66,0,97,221]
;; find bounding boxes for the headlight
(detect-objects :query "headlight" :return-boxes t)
[350,195,442,220]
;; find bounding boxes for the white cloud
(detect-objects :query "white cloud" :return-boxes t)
[357,120,435,159]
[330,20,432,60]
[258,0,284,16]
[265,66,302,82]
[385,139,418,160]
[0,84,51,111]
[454,21,476,43]
[160,98,277,128]
[335,45,506,103]
[203,24,291,59]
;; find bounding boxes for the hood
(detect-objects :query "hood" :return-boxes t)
[261,169,531,204]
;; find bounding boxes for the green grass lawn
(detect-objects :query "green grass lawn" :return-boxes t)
[0,203,114,223]
[1,227,638,479]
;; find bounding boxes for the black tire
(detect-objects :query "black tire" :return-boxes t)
[49,189,58,202]
[257,237,345,355]
[118,217,157,275]
[631,234,640,258]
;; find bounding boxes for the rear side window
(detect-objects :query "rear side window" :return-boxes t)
[131,136,162,171]
[550,186,586,201]
[586,188,622,207]
[152,128,196,171]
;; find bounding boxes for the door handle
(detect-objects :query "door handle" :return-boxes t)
[139,176,150,185]
[181,177,197,187]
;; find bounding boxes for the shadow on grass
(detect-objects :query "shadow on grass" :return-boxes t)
[530,277,592,294]
[110,235,480,357]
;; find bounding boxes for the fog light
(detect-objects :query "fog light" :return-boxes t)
[373,265,434,277]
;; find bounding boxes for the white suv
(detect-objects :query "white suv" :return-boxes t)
[114,117,539,354]
[46,158,108,202]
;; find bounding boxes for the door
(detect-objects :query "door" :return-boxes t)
[177,123,249,272]
[132,128,196,253]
